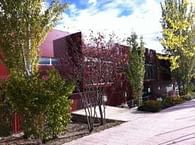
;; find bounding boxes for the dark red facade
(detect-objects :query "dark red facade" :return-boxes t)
[143,49,172,99]
[51,32,132,108]
[39,29,69,57]
[51,31,172,109]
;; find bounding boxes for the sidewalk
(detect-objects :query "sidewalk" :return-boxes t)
[72,105,153,122]
[64,100,195,145]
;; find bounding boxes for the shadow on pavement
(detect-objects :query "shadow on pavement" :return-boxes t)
[160,100,195,113]
[155,125,195,136]
[158,133,195,145]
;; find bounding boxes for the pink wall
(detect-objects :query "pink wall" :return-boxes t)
[39,29,69,57]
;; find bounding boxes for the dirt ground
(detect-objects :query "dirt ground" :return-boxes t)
[0,120,123,145]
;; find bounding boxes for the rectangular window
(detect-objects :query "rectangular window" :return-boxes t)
[51,58,58,65]
[145,63,157,80]
[39,57,58,65]
[39,57,51,65]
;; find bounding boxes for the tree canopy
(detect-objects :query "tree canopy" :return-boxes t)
[126,33,145,106]
[160,0,195,94]
[0,0,67,76]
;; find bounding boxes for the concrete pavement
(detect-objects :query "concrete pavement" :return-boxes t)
[72,105,153,122]
[64,99,195,145]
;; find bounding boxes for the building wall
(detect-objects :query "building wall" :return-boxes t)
[143,49,172,99]
[39,29,69,57]
[53,32,83,81]
[52,32,172,109]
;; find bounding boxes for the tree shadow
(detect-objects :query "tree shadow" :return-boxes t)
[160,100,195,113]
[158,133,195,145]
[175,115,195,120]
[155,125,195,136]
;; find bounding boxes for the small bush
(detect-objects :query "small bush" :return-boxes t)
[138,96,187,113]
[162,96,184,108]
[182,94,192,101]
[138,100,161,112]
[189,83,195,92]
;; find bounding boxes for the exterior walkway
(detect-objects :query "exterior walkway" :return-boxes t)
[65,99,195,145]
[72,105,152,122]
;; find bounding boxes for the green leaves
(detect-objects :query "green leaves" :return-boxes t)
[0,0,67,76]
[0,0,71,140]
[126,33,145,106]
[6,69,75,140]
[160,0,195,94]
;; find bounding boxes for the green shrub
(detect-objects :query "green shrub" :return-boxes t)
[189,83,195,92]
[182,94,192,101]
[162,96,184,108]
[6,69,75,140]
[138,100,161,112]
[0,104,12,137]
[0,81,12,137]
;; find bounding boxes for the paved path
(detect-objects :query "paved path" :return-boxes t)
[72,105,152,122]
[64,99,195,145]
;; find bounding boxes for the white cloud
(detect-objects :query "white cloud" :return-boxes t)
[55,0,164,53]
[41,1,49,14]
[88,0,97,5]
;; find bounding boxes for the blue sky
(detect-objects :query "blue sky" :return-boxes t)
[53,0,165,52]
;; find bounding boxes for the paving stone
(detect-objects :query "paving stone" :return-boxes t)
[64,99,195,145]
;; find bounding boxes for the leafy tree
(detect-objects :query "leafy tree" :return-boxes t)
[126,33,145,107]
[0,0,74,140]
[60,31,125,132]
[0,0,66,76]
[160,0,195,94]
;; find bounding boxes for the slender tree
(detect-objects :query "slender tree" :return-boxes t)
[160,0,195,94]
[0,0,67,76]
[59,31,125,132]
[126,33,145,107]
